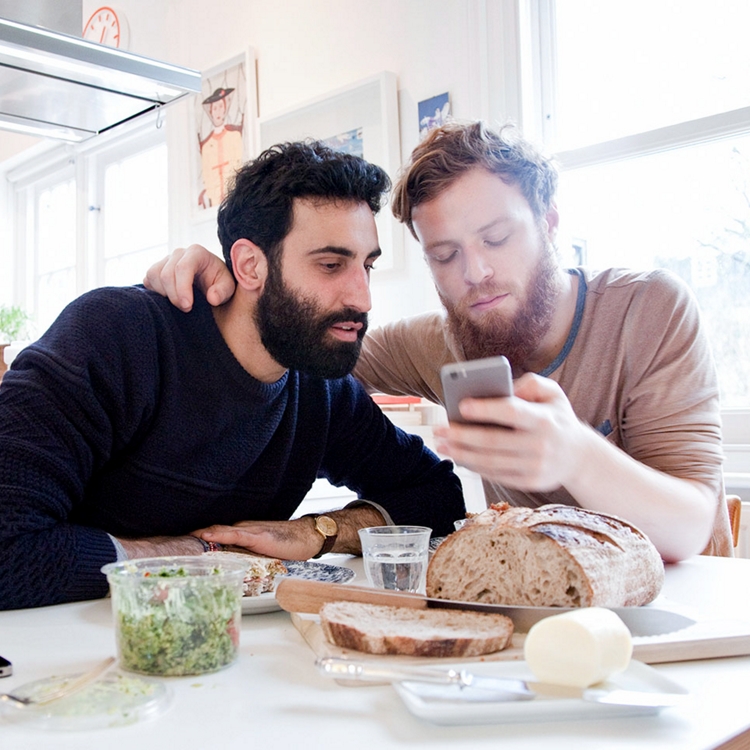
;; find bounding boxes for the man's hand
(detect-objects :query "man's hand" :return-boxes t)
[143,244,236,312]
[433,373,585,492]
[192,519,322,560]
[194,505,385,560]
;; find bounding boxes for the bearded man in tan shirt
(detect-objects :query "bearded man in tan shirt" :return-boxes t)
[145,122,731,561]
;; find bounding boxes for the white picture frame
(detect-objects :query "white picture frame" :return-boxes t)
[192,48,258,221]
[259,71,403,272]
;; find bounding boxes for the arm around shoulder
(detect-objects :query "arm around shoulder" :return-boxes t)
[143,245,235,312]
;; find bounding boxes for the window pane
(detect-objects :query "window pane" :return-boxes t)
[103,244,167,287]
[557,135,750,407]
[103,143,168,264]
[35,175,77,335]
[554,0,750,149]
[37,179,76,274]
[37,268,76,335]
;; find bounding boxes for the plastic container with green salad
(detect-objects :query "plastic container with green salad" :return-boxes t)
[102,556,247,677]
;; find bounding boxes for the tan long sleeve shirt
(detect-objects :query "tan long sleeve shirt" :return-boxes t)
[355,267,731,557]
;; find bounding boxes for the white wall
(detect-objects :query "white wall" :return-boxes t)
[78,0,519,327]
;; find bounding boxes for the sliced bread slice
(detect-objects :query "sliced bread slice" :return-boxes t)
[319,601,514,657]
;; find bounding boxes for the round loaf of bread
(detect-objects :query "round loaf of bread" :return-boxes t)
[319,601,514,657]
[426,503,664,607]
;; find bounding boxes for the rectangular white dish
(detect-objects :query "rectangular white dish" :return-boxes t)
[393,659,689,725]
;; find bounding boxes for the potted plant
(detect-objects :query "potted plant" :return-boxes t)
[0,305,30,382]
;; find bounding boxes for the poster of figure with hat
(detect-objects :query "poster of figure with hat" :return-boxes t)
[195,55,251,211]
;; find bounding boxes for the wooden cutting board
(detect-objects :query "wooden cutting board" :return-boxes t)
[291,612,750,668]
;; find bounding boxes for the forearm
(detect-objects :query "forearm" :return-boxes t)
[440,374,717,562]
[116,534,206,559]
[0,523,117,610]
[194,505,387,560]
[564,424,716,562]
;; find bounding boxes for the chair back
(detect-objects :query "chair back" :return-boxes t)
[727,494,742,548]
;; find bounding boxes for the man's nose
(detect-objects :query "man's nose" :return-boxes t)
[342,266,372,312]
[462,246,493,286]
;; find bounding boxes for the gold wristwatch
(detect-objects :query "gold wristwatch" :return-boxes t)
[306,514,338,559]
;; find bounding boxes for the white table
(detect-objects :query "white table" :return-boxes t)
[2,555,750,750]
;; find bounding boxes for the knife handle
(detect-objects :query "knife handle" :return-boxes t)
[275,578,429,614]
[316,656,459,686]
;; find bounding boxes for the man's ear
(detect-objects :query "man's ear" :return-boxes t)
[543,203,560,242]
[230,239,268,292]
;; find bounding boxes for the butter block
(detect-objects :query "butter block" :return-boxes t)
[524,607,633,688]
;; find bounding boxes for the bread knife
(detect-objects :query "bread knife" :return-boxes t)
[316,657,688,707]
[275,578,696,636]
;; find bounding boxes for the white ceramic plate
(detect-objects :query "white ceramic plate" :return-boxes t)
[393,660,689,725]
[241,560,355,615]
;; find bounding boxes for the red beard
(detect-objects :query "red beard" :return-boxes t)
[441,245,560,372]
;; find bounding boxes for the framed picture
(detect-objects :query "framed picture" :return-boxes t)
[418,92,451,141]
[259,71,403,272]
[192,48,258,219]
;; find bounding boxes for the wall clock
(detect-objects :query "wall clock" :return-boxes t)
[83,6,130,50]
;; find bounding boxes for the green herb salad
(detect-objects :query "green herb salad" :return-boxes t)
[102,557,247,676]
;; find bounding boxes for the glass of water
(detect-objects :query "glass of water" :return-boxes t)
[358,526,432,593]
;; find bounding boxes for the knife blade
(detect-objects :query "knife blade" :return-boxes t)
[275,578,695,636]
[315,657,688,707]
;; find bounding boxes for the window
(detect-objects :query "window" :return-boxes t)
[551,1,750,150]
[537,0,750,411]
[8,119,168,336]
[32,168,78,333]
[98,140,169,288]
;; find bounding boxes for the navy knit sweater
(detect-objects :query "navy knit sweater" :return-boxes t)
[0,287,464,610]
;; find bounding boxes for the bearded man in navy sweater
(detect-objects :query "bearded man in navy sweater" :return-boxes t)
[0,142,465,611]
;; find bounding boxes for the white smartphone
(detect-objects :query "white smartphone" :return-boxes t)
[440,356,513,424]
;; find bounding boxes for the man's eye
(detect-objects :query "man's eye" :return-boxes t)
[321,262,341,271]
[365,262,377,273]
[432,251,457,264]
[484,236,509,247]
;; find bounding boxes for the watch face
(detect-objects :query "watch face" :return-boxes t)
[316,516,338,537]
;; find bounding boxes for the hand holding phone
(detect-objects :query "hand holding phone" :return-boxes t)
[440,356,513,424]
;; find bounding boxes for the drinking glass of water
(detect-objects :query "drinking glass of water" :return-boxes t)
[358,526,432,593]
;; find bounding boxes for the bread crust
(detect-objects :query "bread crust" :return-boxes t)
[319,601,514,657]
[426,503,664,607]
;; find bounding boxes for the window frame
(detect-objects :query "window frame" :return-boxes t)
[88,125,168,289]
[526,0,750,484]
[4,115,167,332]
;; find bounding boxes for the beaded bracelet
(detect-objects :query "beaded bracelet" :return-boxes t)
[197,539,223,553]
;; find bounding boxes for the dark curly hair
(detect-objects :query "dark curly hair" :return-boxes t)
[217,141,390,274]
[392,121,558,239]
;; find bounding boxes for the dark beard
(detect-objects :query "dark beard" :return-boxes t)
[255,266,368,379]
[441,244,560,372]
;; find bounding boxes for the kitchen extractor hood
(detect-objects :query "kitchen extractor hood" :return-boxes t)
[0,16,201,142]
